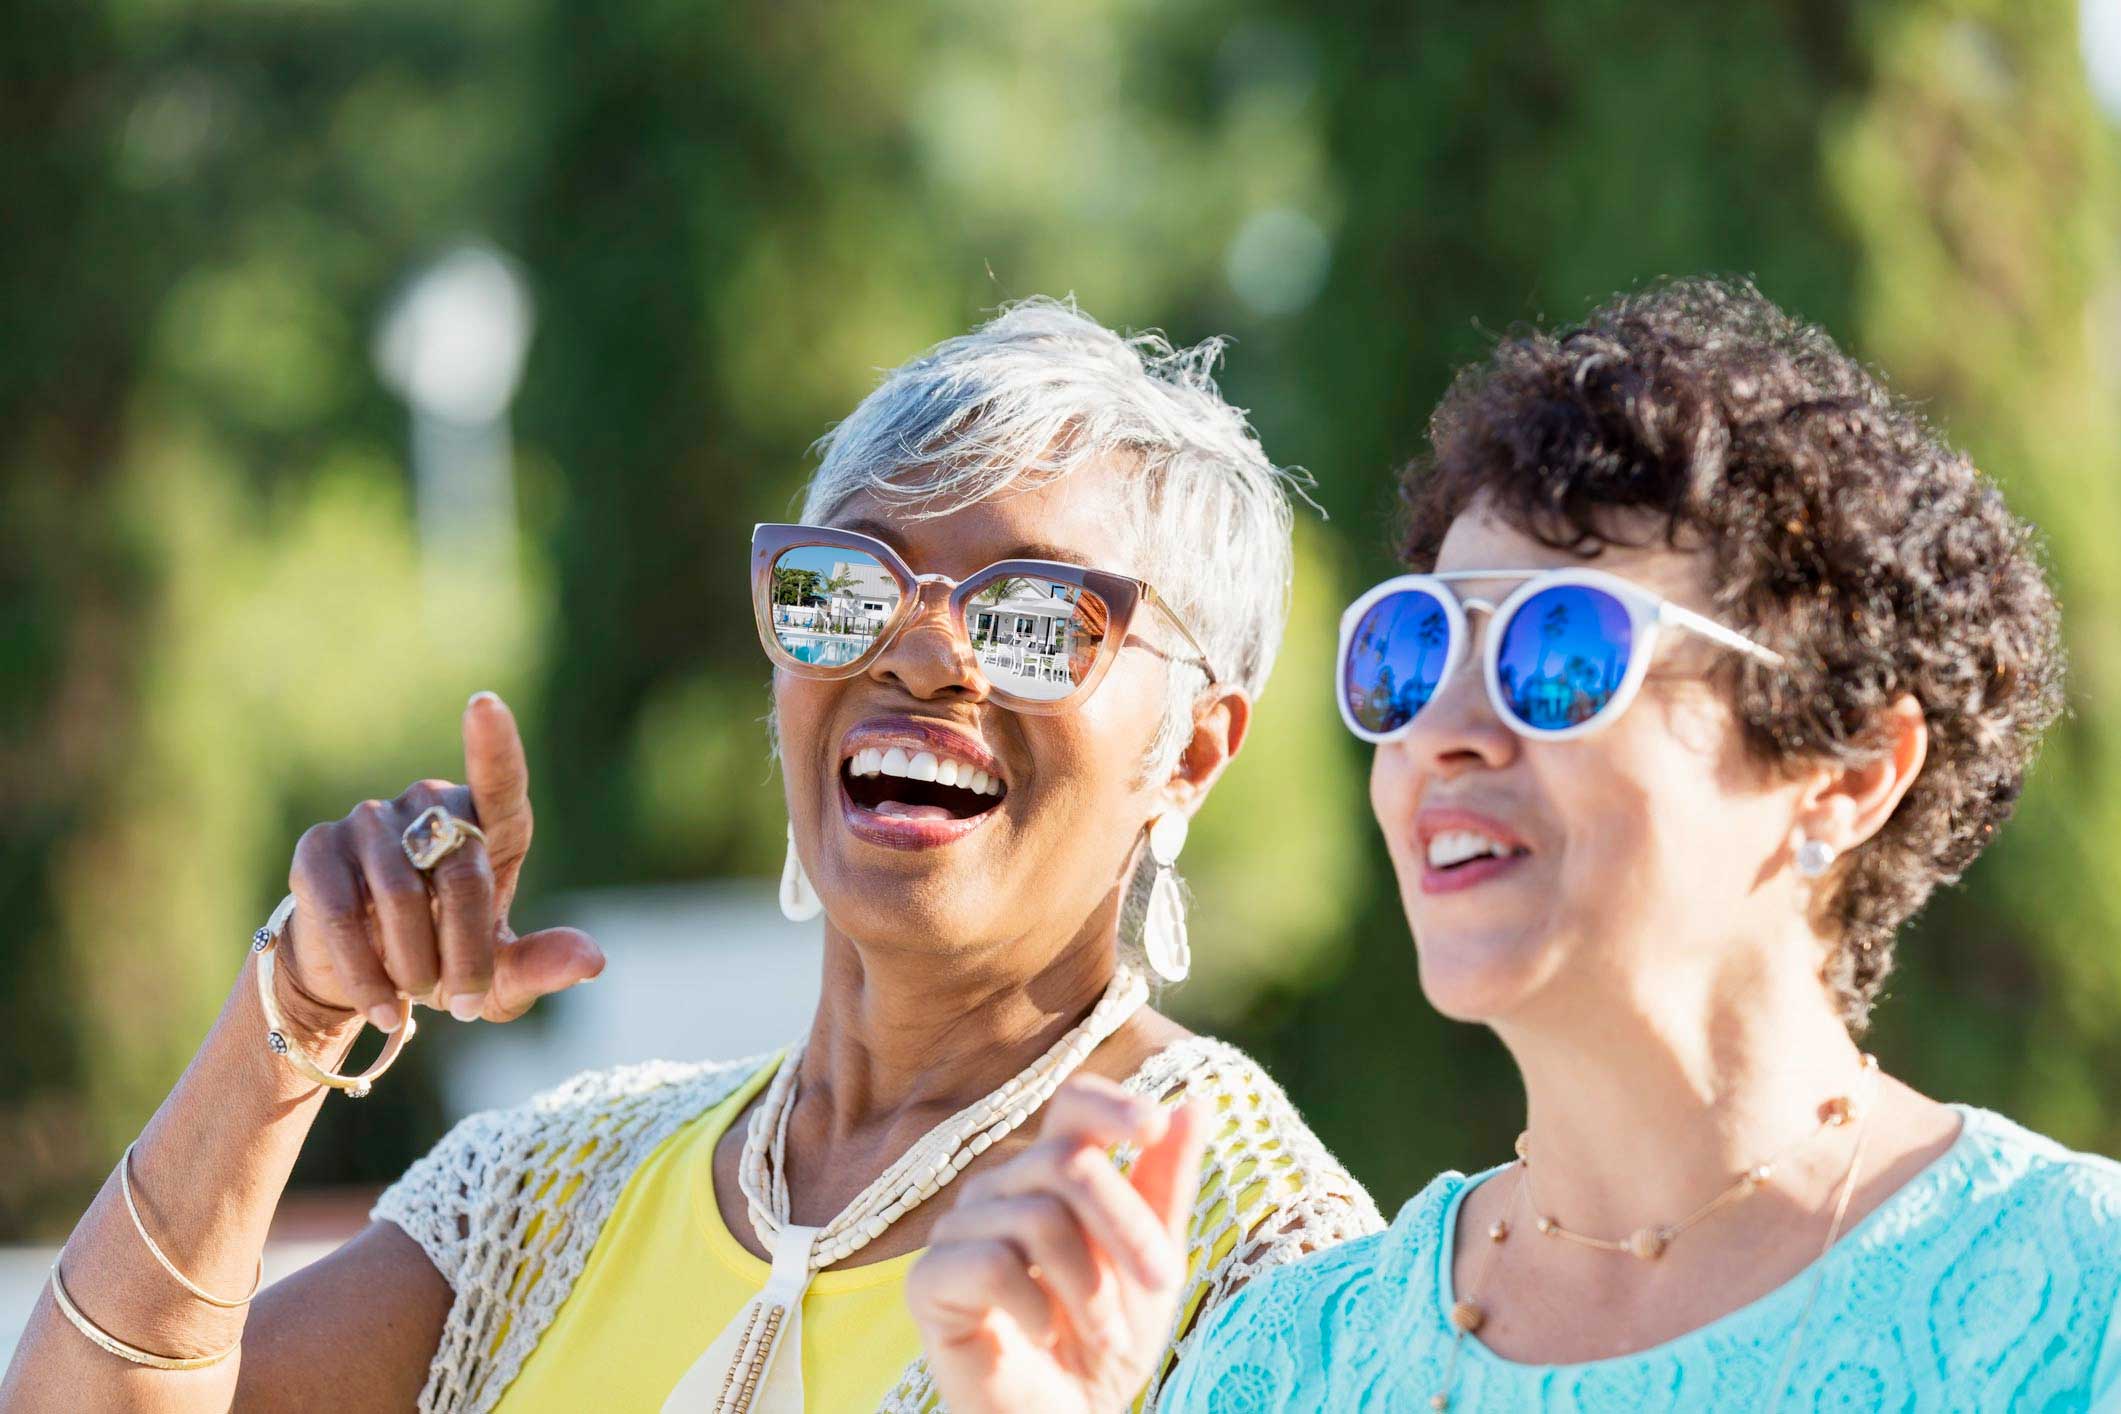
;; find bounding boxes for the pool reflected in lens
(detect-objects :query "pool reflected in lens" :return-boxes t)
[1492,584,1633,732]
[1342,588,1455,734]
[965,574,1108,702]
[768,545,900,668]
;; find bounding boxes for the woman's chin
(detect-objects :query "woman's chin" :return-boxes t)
[1410,925,1555,1023]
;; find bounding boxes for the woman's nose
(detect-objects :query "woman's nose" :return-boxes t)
[1392,646,1516,778]
[868,586,990,702]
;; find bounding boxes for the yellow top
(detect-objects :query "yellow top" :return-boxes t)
[496,1054,924,1411]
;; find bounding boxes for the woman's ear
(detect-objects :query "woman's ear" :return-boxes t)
[1160,685,1252,817]
[1794,694,1928,857]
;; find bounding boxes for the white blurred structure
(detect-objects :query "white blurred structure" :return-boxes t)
[374,245,535,609]
[443,881,823,1120]
[2087,0,2121,116]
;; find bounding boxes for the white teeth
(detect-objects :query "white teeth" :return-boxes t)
[1427,830,1515,870]
[845,745,1005,797]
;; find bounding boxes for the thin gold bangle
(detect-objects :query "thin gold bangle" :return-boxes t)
[47,1253,239,1371]
[252,894,415,1098]
[119,1141,262,1309]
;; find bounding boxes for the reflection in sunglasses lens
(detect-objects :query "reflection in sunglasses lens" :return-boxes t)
[769,546,901,667]
[1493,585,1633,731]
[1343,589,1454,733]
[965,575,1108,702]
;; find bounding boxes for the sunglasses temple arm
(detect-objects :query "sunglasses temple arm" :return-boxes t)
[1660,603,1786,666]
[1147,588,1222,685]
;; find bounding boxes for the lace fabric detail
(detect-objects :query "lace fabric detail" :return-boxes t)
[373,1036,1382,1413]
[1160,1105,2121,1412]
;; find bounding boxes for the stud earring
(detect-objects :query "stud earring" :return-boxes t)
[779,824,822,922]
[1142,812,1191,983]
[1795,837,1838,879]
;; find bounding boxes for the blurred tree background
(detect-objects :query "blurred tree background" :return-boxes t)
[5,0,2119,1237]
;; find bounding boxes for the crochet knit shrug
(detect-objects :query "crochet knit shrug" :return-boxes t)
[372,1035,1382,1412]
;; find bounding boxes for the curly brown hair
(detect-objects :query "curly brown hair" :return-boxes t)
[1398,277,2066,1031]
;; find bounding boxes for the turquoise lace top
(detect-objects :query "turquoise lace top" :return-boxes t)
[1161,1105,2121,1412]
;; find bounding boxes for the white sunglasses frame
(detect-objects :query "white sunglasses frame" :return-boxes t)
[1336,567,1787,743]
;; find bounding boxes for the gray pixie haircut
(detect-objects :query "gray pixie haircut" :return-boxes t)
[799,296,1311,763]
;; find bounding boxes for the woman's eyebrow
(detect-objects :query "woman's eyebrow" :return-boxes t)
[997,542,1096,565]
[836,516,906,550]
[836,517,1096,569]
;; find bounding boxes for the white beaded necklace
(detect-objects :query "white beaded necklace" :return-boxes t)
[660,965,1150,1414]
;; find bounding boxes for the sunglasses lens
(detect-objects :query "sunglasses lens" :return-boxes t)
[967,575,1111,702]
[1342,588,1455,734]
[1493,584,1634,732]
[766,545,900,668]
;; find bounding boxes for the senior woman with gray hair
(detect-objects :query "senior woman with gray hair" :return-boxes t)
[2,299,1379,1412]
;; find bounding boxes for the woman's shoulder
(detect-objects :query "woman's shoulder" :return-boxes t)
[1940,1104,2121,1238]
[1159,1169,1469,1410]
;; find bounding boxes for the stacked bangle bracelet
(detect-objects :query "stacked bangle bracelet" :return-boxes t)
[47,1256,241,1371]
[121,1141,261,1308]
[49,897,415,1370]
[48,1138,258,1370]
[251,893,415,1097]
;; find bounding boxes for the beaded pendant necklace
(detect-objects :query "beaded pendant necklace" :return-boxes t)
[660,965,1149,1414]
[1430,1055,1882,1412]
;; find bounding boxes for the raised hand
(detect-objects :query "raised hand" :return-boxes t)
[279,691,604,1035]
[907,1075,1209,1414]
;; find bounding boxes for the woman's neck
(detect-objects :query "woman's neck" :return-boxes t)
[1494,941,1875,1235]
[795,912,1123,1138]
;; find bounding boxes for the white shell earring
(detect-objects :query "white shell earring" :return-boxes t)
[1142,812,1191,983]
[779,824,822,922]
[1795,837,1838,879]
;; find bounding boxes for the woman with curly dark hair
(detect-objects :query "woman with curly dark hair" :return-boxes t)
[907,278,2121,1411]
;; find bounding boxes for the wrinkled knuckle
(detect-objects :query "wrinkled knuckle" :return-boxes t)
[392,779,438,809]
[430,870,486,912]
[292,822,339,869]
[369,891,423,931]
[352,798,394,830]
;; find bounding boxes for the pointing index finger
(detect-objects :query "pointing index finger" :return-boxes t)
[462,691,533,904]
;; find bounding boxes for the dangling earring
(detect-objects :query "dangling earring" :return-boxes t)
[1795,836,1838,879]
[1142,812,1191,983]
[780,823,822,922]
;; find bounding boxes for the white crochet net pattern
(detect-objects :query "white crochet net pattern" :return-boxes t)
[372,1037,1381,1413]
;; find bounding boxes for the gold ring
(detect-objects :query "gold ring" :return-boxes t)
[400,805,487,872]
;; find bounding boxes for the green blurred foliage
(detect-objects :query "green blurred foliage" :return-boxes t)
[3,0,2117,1238]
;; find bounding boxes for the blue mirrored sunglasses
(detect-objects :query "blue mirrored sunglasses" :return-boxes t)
[1336,569,1785,743]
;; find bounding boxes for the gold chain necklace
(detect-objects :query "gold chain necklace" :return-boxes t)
[1429,1055,1881,1412]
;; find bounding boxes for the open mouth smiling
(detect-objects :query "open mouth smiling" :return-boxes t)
[1416,808,1533,895]
[837,718,1010,850]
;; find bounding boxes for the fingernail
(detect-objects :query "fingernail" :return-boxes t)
[573,974,598,985]
[448,992,487,1022]
[367,1004,403,1034]
[467,690,498,709]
